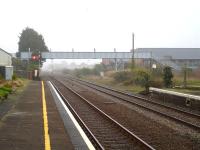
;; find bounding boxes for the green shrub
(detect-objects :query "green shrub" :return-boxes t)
[163,66,173,88]
[0,90,9,99]
[149,80,163,88]
[113,71,132,82]
[0,87,12,93]
[134,68,150,93]
[92,64,105,75]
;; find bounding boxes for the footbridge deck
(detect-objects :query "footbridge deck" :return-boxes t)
[20,51,151,59]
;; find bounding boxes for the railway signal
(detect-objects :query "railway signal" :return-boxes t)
[31,55,40,61]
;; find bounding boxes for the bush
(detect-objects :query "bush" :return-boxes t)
[149,80,163,88]
[113,71,132,82]
[134,68,150,93]
[69,63,106,77]
[123,79,134,86]
[0,90,9,100]
[92,64,105,75]
[12,80,23,87]
[74,68,92,77]
[4,83,12,88]
[0,87,12,93]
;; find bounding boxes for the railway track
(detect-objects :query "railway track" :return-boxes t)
[50,78,155,150]
[61,76,200,131]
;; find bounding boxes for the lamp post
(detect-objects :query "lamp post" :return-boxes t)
[152,63,157,79]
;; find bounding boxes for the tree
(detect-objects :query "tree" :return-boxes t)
[18,27,49,53]
[163,66,173,88]
[18,27,49,69]
[92,64,105,75]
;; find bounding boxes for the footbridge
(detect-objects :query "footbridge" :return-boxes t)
[20,51,151,59]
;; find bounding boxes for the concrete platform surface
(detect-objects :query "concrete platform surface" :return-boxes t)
[0,81,74,150]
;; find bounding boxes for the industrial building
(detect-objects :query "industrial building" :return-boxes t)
[102,48,200,71]
[136,48,200,70]
[0,48,13,80]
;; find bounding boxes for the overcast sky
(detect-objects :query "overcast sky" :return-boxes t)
[0,0,200,54]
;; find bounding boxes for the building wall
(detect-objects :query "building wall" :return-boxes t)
[172,59,200,69]
[0,49,13,80]
[0,49,12,66]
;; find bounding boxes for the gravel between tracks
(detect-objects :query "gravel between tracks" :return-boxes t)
[53,80,148,149]
[59,77,200,150]
[73,79,200,127]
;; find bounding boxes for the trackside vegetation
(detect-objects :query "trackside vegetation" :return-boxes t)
[66,63,200,95]
[66,64,155,93]
[0,75,25,102]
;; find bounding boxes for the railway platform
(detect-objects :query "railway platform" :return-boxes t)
[0,80,91,150]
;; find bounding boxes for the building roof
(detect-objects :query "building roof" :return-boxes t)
[136,48,200,60]
[0,48,12,56]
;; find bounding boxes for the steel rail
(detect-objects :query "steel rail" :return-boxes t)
[50,81,104,150]
[72,77,200,119]
[64,76,200,131]
[52,78,155,150]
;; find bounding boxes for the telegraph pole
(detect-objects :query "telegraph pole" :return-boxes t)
[131,33,135,71]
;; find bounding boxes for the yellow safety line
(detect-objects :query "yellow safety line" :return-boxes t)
[41,81,51,150]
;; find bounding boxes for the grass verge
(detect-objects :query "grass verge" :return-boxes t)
[82,75,145,94]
